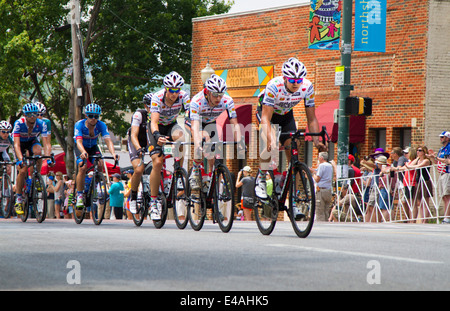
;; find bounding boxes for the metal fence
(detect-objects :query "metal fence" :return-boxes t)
[333,165,449,223]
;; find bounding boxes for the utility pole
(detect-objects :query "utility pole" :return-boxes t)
[67,0,82,177]
[336,0,354,181]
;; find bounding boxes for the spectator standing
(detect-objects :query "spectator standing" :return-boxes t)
[406,146,433,223]
[108,173,124,219]
[46,174,56,218]
[235,166,255,221]
[53,171,65,219]
[63,179,75,219]
[311,152,333,221]
[429,131,450,224]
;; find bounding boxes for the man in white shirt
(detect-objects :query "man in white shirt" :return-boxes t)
[312,152,333,221]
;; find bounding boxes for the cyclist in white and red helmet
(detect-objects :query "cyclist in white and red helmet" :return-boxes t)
[0,120,14,176]
[256,57,326,198]
[186,74,243,191]
[146,71,190,220]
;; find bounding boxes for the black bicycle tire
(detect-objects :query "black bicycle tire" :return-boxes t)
[187,167,206,231]
[153,190,167,229]
[214,165,235,233]
[20,181,29,222]
[172,167,189,229]
[253,169,278,235]
[289,162,315,238]
[1,173,13,218]
[32,173,47,223]
[132,176,148,227]
[72,177,86,224]
[89,172,107,225]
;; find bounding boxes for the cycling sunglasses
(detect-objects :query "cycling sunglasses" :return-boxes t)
[211,92,225,98]
[25,112,38,117]
[167,88,181,94]
[286,77,303,84]
[87,114,100,119]
[1,130,10,134]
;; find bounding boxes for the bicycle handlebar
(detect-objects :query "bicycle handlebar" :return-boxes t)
[280,126,330,143]
[80,154,119,169]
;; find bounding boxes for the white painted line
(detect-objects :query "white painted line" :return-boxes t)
[268,244,444,265]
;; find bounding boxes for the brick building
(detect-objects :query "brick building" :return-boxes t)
[191,0,450,174]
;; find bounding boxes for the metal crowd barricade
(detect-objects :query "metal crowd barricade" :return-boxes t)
[334,164,449,223]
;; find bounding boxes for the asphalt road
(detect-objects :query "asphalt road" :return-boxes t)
[1,218,449,292]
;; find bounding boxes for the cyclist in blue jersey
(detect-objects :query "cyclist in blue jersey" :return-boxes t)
[0,121,14,176]
[13,103,53,215]
[74,103,119,208]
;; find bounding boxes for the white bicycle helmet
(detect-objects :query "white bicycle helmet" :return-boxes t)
[35,102,46,113]
[0,121,12,131]
[143,93,154,107]
[282,57,307,79]
[163,71,185,88]
[205,74,227,93]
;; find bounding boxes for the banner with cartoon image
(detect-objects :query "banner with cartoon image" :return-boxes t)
[308,0,342,50]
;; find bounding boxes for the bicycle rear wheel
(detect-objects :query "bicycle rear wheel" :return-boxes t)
[1,174,13,218]
[32,174,47,223]
[172,168,189,229]
[289,162,315,238]
[187,167,206,231]
[89,172,107,225]
[253,169,278,235]
[214,165,235,233]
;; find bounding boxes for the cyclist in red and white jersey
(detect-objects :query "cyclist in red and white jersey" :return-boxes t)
[256,57,326,198]
[186,74,243,190]
[148,71,189,220]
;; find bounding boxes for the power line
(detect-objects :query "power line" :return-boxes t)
[107,8,191,57]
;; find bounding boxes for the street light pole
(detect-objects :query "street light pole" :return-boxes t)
[337,0,354,180]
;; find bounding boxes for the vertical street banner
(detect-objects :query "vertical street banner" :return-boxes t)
[354,0,387,52]
[308,0,342,50]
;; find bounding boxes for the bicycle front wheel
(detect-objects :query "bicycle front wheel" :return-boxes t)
[172,168,189,229]
[253,169,278,235]
[1,174,13,218]
[89,173,107,225]
[132,175,149,227]
[289,162,315,238]
[214,165,235,233]
[187,167,206,231]
[32,174,47,223]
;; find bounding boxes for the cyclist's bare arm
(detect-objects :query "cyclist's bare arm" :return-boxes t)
[104,136,118,160]
[13,136,23,163]
[261,105,274,152]
[150,112,169,146]
[130,125,142,151]
[76,138,88,160]
[305,106,327,152]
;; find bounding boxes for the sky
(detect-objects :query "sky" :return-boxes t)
[228,0,309,14]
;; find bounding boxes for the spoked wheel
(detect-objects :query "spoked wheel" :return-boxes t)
[19,187,29,223]
[214,165,235,233]
[187,167,206,231]
[1,174,14,218]
[153,190,168,229]
[32,174,47,223]
[172,168,189,229]
[253,169,278,235]
[132,175,149,227]
[89,172,107,225]
[289,162,315,238]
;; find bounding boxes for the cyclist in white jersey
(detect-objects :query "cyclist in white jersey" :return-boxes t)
[0,121,14,176]
[256,57,326,198]
[148,71,189,220]
[186,74,243,190]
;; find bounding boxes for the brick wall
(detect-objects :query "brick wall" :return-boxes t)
[192,0,440,168]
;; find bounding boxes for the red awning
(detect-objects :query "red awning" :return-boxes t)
[40,152,121,176]
[216,104,252,144]
[307,100,366,143]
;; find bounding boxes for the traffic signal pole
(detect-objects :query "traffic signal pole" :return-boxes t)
[337,0,354,180]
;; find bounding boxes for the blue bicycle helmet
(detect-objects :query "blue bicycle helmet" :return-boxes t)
[84,103,102,115]
[22,103,39,114]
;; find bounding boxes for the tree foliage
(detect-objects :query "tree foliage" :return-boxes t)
[0,0,233,146]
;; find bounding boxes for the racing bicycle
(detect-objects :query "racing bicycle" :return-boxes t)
[253,126,329,238]
[0,160,15,218]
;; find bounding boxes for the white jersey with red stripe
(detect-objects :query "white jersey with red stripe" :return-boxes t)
[188,90,237,124]
[260,76,315,115]
[150,89,190,126]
